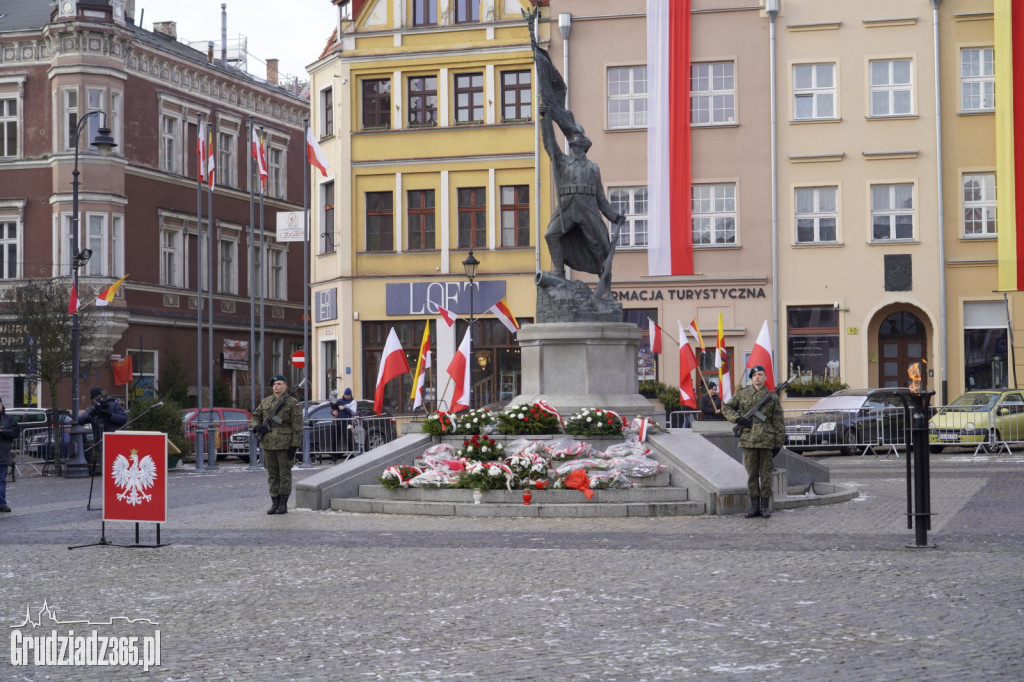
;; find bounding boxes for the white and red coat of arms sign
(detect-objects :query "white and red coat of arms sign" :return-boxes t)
[103,432,168,523]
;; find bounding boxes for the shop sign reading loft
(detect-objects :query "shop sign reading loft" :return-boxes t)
[612,287,767,302]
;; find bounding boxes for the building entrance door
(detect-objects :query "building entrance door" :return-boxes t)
[878,311,927,388]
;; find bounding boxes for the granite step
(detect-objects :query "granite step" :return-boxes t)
[331,497,705,518]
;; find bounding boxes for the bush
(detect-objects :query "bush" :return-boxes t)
[128,397,191,458]
[785,376,848,398]
[657,386,683,411]
[639,380,665,399]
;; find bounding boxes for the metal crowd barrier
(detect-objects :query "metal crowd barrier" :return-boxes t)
[783,406,909,457]
[224,414,401,464]
[183,416,252,460]
[927,402,1024,457]
[667,410,704,429]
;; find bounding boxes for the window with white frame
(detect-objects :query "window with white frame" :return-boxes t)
[0,220,21,279]
[112,214,124,275]
[219,236,238,294]
[963,172,996,237]
[271,337,284,377]
[869,59,912,116]
[1,97,18,158]
[320,87,334,137]
[85,213,108,277]
[267,246,286,299]
[793,63,835,120]
[608,66,647,129]
[871,183,914,241]
[63,88,79,151]
[692,183,736,245]
[961,48,994,112]
[690,62,735,126]
[160,114,180,173]
[795,186,838,243]
[266,143,285,199]
[321,181,335,254]
[609,187,648,248]
[160,225,184,287]
[217,130,235,188]
[110,91,122,150]
[86,88,105,150]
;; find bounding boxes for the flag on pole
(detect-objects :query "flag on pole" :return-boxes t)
[487,298,520,333]
[687,317,705,351]
[745,320,776,391]
[252,128,268,193]
[447,328,472,412]
[435,304,459,328]
[715,313,732,402]
[306,127,330,177]
[995,0,1024,290]
[677,322,698,409]
[112,356,133,386]
[95,274,130,306]
[373,327,410,415]
[410,324,432,410]
[197,120,207,182]
[648,318,663,354]
[67,283,80,315]
[647,0,694,277]
[206,126,216,189]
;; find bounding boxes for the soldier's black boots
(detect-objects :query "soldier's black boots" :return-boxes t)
[745,496,761,518]
[266,495,280,514]
[760,497,772,519]
[274,494,289,514]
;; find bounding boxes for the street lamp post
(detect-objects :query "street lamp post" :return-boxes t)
[462,250,480,410]
[64,111,117,479]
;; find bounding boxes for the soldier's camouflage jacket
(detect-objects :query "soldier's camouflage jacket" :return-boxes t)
[722,384,786,449]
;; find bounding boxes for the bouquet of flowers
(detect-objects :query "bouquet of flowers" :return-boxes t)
[456,434,505,462]
[453,407,497,435]
[420,411,458,436]
[504,452,551,488]
[563,407,625,437]
[378,464,423,489]
[497,402,563,435]
[458,460,513,490]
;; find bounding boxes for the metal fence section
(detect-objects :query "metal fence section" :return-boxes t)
[784,406,909,457]
[183,415,251,459]
[225,414,402,464]
[667,410,704,429]
[927,402,1024,456]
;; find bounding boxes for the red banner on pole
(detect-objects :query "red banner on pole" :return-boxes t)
[103,432,168,523]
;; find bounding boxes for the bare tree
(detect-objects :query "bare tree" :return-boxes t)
[0,278,102,411]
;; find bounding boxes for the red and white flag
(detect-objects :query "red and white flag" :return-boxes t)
[677,321,698,409]
[745,319,776,391]
[435,304,458,328]
[205,126,215,189]
[487,298,519,334]
[67,283,80,315]
[647,0,694,277]
[648,318,663,354]
[252,128,268,193]
[306,127,330,177]
[446,328,472,413]
[373,327,410,415]
[196,120,207,182]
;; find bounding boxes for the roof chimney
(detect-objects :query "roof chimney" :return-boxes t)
[153,21,177,40]
[221,3,228,66]
[267,59,279,86]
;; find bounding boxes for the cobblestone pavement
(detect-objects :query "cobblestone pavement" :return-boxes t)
[1,450,1022,681]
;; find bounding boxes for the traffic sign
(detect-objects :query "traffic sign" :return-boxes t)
[291,350,306,369]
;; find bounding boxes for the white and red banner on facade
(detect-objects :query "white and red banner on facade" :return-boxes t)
[103,432,168,524]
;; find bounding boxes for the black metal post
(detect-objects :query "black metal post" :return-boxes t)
[908,390,935,547]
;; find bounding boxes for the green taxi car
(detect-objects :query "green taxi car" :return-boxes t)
[929,389,1024,452]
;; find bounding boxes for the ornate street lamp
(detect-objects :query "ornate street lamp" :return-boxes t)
[462,249,480,329]
[64,111,116,479]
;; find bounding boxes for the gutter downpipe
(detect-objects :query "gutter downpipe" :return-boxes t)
[932,0,948,403]
[767,2,780,373]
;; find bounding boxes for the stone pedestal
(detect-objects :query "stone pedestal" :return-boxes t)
[508,322,655,419]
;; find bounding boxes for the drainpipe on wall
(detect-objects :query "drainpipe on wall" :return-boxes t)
[766,0,780,376]
[932,0,948,403]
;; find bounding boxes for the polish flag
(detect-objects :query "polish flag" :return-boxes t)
[196,120,207,182]
[648,318,663,354]
[745,320,776,391]
[206,127,215,189]
[446,328,472,413]
[373,327,410,415]
[435,304,458,328]
[677,321,698,409]
[306,127,330,177]
[410,324,432,411]
[487,298,519,333]
[252,128,268,193]
[647,0,694,276]
[68,283,80,315]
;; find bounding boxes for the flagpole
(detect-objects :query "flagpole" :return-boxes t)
[299,118,312,468]
[205,118,217,470]
[258,128,266,401]
[246,115,259,468]
[195,113,206,473]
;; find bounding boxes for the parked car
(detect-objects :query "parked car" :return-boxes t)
[785,388,914,456]
[929,389,1024,452]
[181,407,252,459]
[228,400,398,460]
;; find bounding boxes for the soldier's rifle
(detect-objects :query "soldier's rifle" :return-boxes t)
[252,379,308,443]
[732,376,795,438]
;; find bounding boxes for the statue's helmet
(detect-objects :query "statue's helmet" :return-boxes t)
[568,125,592,152]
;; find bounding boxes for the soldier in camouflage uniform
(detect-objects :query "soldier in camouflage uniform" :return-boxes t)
[722,365,785,518]
[251,375,303,515]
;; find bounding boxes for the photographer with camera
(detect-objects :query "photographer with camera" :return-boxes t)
[77,387,128,471]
